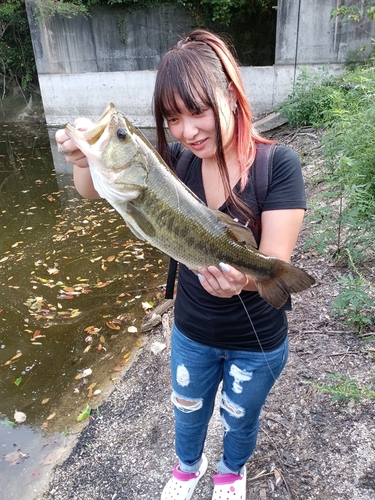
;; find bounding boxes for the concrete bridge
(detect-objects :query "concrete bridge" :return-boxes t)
[26,0,374,127]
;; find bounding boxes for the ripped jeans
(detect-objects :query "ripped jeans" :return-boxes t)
[170,324,288,475]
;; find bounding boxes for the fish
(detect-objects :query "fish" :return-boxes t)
[65,103,315,309]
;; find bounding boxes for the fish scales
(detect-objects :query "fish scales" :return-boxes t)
[115,162,273,277]
[65,104,315,308]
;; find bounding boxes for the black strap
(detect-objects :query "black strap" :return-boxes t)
[164,143,275,299]
[165,144,195,299]
[253,142,276,211]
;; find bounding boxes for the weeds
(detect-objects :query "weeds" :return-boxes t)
[331,250,374,333]
[304,372,375,404]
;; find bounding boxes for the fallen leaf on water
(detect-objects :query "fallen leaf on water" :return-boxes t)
[4,352,23,365]
[1,420,16,427]
[41,398,50,405]
[99,335,105,343]
[74,368,93,380]
[87,382,97,398]
[14,377,22,386]
[106,321,121,330]
[90,256,102,262]
[83,345,91,354]
[128,326,138,334]
[46,412,56,421]
[107,255,116,262]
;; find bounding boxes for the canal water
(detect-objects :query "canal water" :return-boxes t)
[0,123,169,498]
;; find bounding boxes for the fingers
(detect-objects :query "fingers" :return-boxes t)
[197,264,248,298]
[55,117,93,168]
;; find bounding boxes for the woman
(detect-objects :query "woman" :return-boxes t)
[56,29,306,500]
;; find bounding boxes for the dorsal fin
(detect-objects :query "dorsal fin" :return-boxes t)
[215,211,257,247]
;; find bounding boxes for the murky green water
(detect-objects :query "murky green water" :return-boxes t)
[0,123,169,498]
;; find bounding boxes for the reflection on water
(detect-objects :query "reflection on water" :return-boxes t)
[0,123,169,497]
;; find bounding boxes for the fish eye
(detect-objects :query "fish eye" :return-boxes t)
[117,128,127,140]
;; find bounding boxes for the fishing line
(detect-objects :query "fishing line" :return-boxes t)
[226,277,278,383]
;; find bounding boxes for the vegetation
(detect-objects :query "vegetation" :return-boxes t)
[303,372,375,404]
[0,1,36,95]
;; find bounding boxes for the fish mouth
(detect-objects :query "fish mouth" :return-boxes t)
[65,103,117,152]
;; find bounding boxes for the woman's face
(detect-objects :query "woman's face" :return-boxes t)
[166,90,235,160]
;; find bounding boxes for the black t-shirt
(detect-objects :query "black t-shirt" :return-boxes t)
[173,145,306,352]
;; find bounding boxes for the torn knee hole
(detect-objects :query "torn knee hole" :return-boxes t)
[176,397,196,406]
[171,392,203,412]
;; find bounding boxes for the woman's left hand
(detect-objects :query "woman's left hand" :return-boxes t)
[197,263,249,298]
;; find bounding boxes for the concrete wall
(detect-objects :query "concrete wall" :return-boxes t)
[26,0,374,127]
[276,0,375,66]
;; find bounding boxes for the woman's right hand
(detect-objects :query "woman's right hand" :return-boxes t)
[55,117,93,169]
[55,117,101,199]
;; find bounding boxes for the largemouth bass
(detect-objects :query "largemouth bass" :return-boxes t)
[65,104,315,308]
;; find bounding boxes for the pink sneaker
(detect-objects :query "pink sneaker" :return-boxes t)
[161,454,208,500]
[211,467,246,499]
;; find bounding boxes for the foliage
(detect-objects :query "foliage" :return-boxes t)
[33,0,275,25]
[330,1,375,67]
[304,372,375,404]
[331,1,375,24]
[0,0,36,95]
[275,67,347,128]
[278,63,375,256]
[331,250,374,333]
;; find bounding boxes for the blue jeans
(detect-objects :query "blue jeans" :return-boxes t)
[170,325,288,474]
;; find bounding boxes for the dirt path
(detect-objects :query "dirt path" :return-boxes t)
[38,128,375,500]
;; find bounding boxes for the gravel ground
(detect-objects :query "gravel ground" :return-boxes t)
[37,126,375,500]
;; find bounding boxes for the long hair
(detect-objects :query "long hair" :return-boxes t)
[153,29,273,225]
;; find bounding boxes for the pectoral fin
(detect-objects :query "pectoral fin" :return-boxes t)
[215,212,257,247]
[126,202,156,238]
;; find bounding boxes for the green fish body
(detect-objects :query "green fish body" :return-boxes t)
[66,104,315,308]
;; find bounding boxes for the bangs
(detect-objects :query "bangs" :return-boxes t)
[155,46,218,119]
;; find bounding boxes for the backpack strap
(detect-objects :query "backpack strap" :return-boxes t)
[253,142,276,212]
[164,143,275,299]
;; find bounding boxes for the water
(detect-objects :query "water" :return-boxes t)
[0,123,169,498]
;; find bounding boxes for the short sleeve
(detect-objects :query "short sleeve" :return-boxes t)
[262,145,306,211]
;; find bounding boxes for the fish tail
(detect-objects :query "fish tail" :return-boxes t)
[254,260,315,309]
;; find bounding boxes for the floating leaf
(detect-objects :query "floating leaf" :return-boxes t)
[77,404,91,422]
[41,398,50,405]
[14,377,22,386]
[46,412,56,421]
[4,352,22,366]
[83,345,91,354]
[75,368,92,380]
[1,420,16,427]
[107,255,116,262]
[128,326,138,334]
[106,321,120,330]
